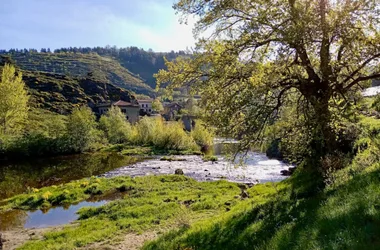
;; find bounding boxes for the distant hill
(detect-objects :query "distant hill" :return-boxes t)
[0,51,155,96]
[1,47,189,89]
[22,70,137,114]
[0,47,190,113]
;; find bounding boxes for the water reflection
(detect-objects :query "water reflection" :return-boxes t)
[0,153,139,200]
[0,209,28,231]
[0,191,126,231]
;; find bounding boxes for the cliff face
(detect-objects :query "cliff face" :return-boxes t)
[23,71,136,114]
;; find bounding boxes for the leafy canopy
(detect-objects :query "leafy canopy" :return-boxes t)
[156,0,380,160]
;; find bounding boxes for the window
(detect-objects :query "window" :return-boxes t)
[121,109,126,113]
[149,109,151,112]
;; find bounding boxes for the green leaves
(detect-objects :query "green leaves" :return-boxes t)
[157,0,380,159]
[0,64,29,137]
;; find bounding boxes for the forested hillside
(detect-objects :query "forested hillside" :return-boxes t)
[23,70,137,114]
[0,47,188,89]
[0,51,154,96]
[0,58,137,114]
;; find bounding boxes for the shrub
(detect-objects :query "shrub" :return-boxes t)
[191,121,214,149]
[130,117,198,151]
[99,106,131,144]
[67,107,100,153]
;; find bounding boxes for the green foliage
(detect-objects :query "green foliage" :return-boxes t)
[191,121,214,148]
[0,64,29,137]
[156,0,380,168]
[130,117,198,151]
[202,155,218,162]
[152,99,164,112]
[67,107,100,153]
[371,95,380,113]
[99,106,131,144]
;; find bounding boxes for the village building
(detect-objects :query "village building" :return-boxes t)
[163,102,182,120]
[137,99,153,114]
[96,100,140,123]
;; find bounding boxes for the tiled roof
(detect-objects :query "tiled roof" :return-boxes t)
[96,100,139,107]
[113,100,139,107]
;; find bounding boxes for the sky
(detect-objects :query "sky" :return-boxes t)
[0,0,197,52]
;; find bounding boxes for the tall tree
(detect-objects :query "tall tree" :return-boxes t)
[0,64,29,136]
[156,0,380,166]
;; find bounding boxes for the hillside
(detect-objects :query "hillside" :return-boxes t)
[53,47,188,88]
[21,70,137,114]
[0,63,136,115]
[2,47,189,89]
[1,52,155,96]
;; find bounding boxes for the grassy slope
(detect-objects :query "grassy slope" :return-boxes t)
[144,164,380,250]
[8,52,154,96]
[1,175,243,250]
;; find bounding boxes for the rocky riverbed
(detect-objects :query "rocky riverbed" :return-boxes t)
[103,152,292,184]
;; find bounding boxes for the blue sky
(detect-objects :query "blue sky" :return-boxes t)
[0,0,196,52]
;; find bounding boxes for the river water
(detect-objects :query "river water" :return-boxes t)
[0,152,140,200]
[103,153,290,184]
[0,143,292,231]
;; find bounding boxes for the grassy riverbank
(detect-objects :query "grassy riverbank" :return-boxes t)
[144,153,380,249]
[2,154,380,249]
[1,175,243,249]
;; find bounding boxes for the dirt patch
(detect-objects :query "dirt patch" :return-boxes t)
[82,231,158,250]
[1,226,67,250]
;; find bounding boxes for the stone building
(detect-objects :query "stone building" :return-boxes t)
[137,99,153,114]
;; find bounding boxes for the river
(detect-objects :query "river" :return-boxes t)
[0,143,292,231]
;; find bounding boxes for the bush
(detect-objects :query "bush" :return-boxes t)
[130,117,198,151]
[372,95,380,113]
[99,106,131,144]
[67,107,101,153]
[191,121,214,149]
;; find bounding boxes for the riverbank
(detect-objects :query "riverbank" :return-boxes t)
[0,148,293,249]
[2,157,379,249]
[0,175,248,249]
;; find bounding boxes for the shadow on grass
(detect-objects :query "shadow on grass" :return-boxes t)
[144,168,380,250]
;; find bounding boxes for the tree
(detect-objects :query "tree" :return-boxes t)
[99,106,131,144]
[152,99,164,112]
[0,64,29,136]
[156,0,380,167]
[67,107,98,152]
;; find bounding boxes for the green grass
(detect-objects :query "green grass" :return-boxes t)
[142,162,380,250]
[202,155,218,162]
[0,176,128,211]
[11,175,242,250]
[160,156,187,161]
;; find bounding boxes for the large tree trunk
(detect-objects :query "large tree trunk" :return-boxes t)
[301,84,337,168]
[312,97,336,157]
